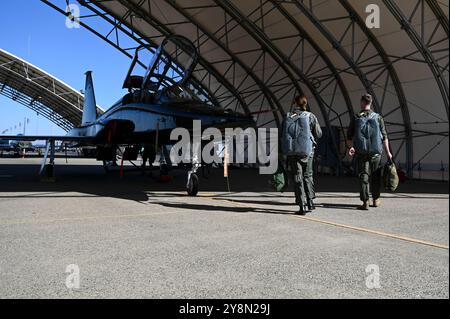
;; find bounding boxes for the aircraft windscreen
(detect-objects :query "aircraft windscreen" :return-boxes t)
[159,38,197,83]
[145,36,198,89]
[123,36,200,97]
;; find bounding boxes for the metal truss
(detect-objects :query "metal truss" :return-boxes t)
[0,85,72,132]
[383,0,449,119]
[268,0,354,120]
[113,0,350,167]
[276,0,415,175]
[338,0,414,175]
[160,0,283,125]
[39,0,449,175]
[162,0,290,127]
[102,0,258,115]
[109,0,292,127]
[0,48,96,132]
[41,0,232,111]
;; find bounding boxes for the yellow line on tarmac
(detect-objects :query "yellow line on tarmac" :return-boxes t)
[209,197,449,251]
[292,215,449,250]
[3,192,448,250]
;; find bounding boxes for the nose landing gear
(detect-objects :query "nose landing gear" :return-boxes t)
[187,163,200,196]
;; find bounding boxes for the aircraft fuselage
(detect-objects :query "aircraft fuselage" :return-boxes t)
[68,101,254,145]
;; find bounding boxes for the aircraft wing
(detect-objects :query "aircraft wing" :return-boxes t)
[0,135,95,143]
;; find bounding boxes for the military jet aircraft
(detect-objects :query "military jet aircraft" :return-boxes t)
[0,35,255,196]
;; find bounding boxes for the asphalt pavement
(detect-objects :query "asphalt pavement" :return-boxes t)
[0,158,448,298]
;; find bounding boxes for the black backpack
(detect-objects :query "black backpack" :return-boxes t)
[281,112,314,158]
[353,112,383,156]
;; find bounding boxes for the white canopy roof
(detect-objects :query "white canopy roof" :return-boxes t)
[41,0,450,173]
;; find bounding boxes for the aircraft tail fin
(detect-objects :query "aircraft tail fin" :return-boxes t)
[81,71,97,126]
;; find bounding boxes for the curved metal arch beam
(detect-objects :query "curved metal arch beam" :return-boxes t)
[0,85,74,132]
[74,0,249,116]
[425,0,449,37]
[163,0,287,127]
[212,0,306,100]
[383,0,449,119]
[107,0,252,116]
[213,0,343,171]
[0,48,93,131]
[292,0,384,114]
[291,0,415,174]
[78,1,223,108]
[212,0,310,97]
[94,0,250,114]
[338,0,414,177]
[44,1,224,109]
[42,0,225,110]
[269,0,355,122]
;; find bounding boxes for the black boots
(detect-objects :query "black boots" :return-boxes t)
[296,205,308,216]
[357,201,370,211]
[295,199,316,216]
[307,199,316,211]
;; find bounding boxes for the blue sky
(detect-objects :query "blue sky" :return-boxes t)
[0,0,135,136]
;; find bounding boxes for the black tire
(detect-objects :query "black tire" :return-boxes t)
[187,174,199,197]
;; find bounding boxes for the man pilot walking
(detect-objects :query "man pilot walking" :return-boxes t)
[347,93,393,211]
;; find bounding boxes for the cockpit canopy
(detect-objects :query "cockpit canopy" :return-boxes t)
[123,35,199,97]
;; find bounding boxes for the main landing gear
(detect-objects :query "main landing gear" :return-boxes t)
[40,139,56,182]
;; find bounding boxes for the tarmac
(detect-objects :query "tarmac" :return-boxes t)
[0,158,448,299]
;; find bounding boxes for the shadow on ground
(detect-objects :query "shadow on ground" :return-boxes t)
[0,162,448,205]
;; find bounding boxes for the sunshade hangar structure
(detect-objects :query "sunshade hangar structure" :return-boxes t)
[19,1,450,176]
[0,48,104,132]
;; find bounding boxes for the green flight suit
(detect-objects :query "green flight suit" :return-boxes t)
[284,108,322,206]
[348,110,388,202]
[355,154,382,202]
[288,154,315,206]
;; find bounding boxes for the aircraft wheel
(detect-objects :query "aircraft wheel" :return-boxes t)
[187,174,199,197]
